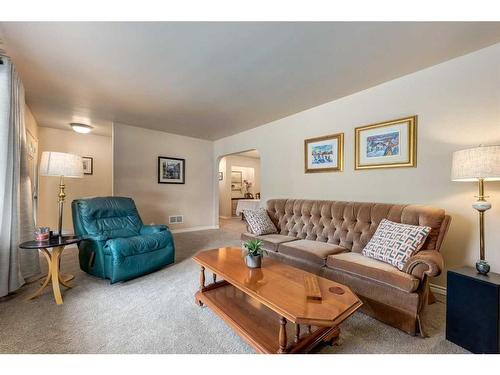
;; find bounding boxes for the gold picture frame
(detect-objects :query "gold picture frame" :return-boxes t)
[355,116,417,170]
[304,132,344,173]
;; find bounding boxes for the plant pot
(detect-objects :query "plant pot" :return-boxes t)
[245,254,262,269]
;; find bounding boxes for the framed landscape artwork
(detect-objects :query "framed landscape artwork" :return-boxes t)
[231,170,243,191]
[82,157,93,175]
[158,156,185,184]
[355,116,417,170]
[304,132,344,173]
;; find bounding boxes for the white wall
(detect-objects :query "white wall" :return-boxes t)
[113,122,214,231]
[214,43,500,287]
[218,154,261,218]
[38,127,113,232]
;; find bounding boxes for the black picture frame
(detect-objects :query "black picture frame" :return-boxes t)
[82,157,93,175]
[158,156,185,184]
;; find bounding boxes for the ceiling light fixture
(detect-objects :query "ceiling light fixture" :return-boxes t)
[70,123,93,134]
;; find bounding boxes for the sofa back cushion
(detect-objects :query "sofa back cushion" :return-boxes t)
[266,199,448,253]
[72,196,143,239]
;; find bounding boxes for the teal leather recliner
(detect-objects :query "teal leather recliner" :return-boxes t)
[72,196,175,283]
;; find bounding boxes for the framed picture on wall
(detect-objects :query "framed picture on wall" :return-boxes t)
[304,132,344,173]
[231,171,243,193]
[82,157,93,175]
[231,170,242,191]
[158,156,185,184]
[355,116,417,170]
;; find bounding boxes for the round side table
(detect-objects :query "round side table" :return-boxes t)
[20,235,80,305]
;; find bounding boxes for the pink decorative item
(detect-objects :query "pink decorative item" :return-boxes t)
[35,227,50,241]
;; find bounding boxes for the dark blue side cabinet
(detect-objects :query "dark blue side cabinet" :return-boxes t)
[446,267,500,353]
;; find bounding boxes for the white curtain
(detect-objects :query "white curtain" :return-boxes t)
[0,56,40,297]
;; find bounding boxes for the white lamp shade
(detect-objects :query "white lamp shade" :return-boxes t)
[451,145,500,182]
[39,151,84,178]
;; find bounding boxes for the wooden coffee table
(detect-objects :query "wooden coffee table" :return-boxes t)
[192,247,362,354]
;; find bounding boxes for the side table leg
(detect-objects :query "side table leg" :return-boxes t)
[58,255,74,284]
[51,246,64,305]
[278,316,287,353]
[58,273,73,289]
[26,249,52,301]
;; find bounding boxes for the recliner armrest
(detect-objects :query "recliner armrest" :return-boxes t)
[403,250,444,280]
[140,224,169,235]
[79,235,108,274]
[81,234,108,242]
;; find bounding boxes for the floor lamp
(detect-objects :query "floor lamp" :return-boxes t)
[39,152,83,238]
[451,145,500,275]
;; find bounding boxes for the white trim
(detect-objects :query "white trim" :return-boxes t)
[219,215,232,219]
[170,225,219,234]
[111,122,114,196]
[430,283,447,296]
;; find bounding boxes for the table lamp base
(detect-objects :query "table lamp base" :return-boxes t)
[476,260,490,275]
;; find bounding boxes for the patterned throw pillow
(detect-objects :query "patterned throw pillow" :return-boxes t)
[243,208,278,236]
[362,219,431,271]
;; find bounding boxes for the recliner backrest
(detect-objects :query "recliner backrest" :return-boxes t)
[72,196,143,239]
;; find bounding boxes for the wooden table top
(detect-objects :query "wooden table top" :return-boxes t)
[192,247,362,326]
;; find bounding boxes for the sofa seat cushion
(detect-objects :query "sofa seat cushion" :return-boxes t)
[105,232,170,258]
[326,252,420,293]
[278,240,347,266]
[241,232,298,252]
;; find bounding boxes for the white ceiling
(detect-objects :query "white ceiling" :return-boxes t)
[1,22,500,139]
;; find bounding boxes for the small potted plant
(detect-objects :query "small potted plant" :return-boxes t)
[243,239,264,268]
[243,180,253,199]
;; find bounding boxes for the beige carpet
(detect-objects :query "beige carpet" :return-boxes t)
[0,223,468,354]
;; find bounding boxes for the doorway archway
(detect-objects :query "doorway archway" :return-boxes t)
[216,149,261,232]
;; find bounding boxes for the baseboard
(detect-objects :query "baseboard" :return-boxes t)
[170,225,219,234]
[219,216,232,219]
[430,283,447,296]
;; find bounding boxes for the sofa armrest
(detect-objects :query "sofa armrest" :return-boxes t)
[403,250,444,280]
[140,224,169,235]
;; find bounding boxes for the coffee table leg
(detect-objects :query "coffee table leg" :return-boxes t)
[212,273,217,284]
[199,266,205,291]
[294,324,300,343]
[196,266,205,307]
[323,326,341,346]
[278,316,287,353]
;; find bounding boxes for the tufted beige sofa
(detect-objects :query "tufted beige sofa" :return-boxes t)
[241,199,451,336]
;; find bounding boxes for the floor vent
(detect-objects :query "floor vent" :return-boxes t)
[169,215,184,224]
